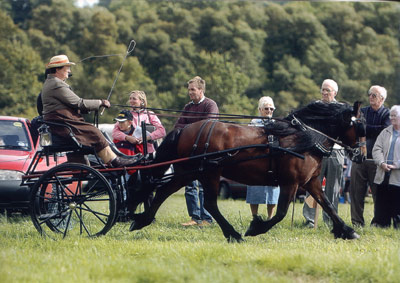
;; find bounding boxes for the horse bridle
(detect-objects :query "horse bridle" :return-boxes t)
[290,114,366,161]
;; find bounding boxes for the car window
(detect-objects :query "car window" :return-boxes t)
[0,120,31,151]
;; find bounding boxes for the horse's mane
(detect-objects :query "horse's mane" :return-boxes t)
[290,100,351,130]
[263,101,352,153]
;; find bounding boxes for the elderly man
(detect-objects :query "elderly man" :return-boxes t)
[350,85,390,227]
[303,79,345,227]
[175,76,219,226]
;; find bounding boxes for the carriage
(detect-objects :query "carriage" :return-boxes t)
[22,101,366,241]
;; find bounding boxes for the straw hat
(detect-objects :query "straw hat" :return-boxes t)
[46,55,76,69]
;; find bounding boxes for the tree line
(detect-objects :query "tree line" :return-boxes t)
[1,0,400,130]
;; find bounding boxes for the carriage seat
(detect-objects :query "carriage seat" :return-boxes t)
[38,120,94,155]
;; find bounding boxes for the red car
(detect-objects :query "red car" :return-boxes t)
[0,116,66,214]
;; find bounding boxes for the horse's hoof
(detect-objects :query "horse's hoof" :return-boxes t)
[332,225,360,240]
[244,228,258,237]
[349,231,360,240]
[227,236,244,243]
[129,220,140,231]
[129,214,152,231]
[245,216,265,237]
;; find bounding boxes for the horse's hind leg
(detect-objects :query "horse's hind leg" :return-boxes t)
[305,177,359,240]
[129,177,187,231]
[245,184,297,237]
[200,177,243,243]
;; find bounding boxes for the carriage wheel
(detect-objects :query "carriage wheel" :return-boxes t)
[30,163,116,238]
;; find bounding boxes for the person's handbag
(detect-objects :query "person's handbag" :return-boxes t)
[144,111,156,133]
[144,123,156,133]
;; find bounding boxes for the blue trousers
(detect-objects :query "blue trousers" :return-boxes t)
[185,180,212,223]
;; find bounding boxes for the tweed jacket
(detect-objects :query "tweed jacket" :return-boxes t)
[41,74,108,152]
[42,74,102,115]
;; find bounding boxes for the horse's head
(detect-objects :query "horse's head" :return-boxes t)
[336,101,366,163]
[291,101,366,163]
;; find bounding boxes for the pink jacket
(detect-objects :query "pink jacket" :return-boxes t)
[112,110,166,153]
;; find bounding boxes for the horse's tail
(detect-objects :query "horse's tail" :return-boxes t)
[151,128,182,178]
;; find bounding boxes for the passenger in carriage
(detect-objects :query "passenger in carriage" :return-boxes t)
[303,79,345,228]
[112,90,166,158]
[41,54,143,167]
[246,96,280,221]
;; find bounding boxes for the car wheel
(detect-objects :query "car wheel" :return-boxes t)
[219,182,230,199]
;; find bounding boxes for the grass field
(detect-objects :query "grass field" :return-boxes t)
[1,193,399,283]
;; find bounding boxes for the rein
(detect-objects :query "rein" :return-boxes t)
[290,114,365,158]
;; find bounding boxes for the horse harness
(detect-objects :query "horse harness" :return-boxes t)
[289,113,366,161]
[189,119,281,184]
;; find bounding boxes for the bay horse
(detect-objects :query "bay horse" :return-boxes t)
[130,101,366,242]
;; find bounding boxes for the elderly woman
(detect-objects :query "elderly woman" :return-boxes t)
[41,54,142,167]
[372,105,400,228]
[112,90,166,156]
[246,96,280,222]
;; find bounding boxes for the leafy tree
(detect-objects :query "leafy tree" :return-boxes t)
[0,10,42,118]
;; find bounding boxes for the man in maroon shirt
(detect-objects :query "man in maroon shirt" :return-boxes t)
[174,76,219,226]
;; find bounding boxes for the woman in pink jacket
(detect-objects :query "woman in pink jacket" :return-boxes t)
[112,90,166,155]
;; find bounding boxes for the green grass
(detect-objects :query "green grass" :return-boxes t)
[1,193,399,283]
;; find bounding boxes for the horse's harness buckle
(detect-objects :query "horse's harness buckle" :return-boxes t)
[290,115,307,131]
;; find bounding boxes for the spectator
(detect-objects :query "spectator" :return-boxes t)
[341,157,352,204]
[371,105,400,228]
[112,90,166,158]
[350,85,390,227]
[246,96,280,221]
[175,76,219,227]
[41,54,142,167]
[303,79,345,228]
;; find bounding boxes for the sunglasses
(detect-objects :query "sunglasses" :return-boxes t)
[368,93,381,99]
[263,107,274,111]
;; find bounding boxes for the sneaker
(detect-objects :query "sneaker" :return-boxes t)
[111,154,143,167]
[181,220,199,226]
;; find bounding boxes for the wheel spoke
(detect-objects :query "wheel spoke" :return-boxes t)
[78,205,109,221]
[73,209,92,237]
[30,163,116,238]
[62,211,73,239]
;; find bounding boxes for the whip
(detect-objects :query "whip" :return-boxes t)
[100,39,136,115]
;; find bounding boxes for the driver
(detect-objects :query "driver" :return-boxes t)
[41,54,142,167]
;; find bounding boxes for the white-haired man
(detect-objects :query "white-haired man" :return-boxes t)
[350,85,390,227]
[303,79,345,227]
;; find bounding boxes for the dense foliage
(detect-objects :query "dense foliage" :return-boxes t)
[1,0,400,130]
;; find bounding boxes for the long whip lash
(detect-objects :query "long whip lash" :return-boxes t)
[100,40,136,115]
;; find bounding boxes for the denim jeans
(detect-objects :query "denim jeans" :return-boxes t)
[185,180,212,223]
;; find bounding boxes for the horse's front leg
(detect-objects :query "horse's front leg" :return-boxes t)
[304,177,359,240]
[201,176,243,243]
[245,184,297,237]
[129,177,188,231]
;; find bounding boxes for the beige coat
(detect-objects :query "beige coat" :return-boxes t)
[372,125,400,186]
